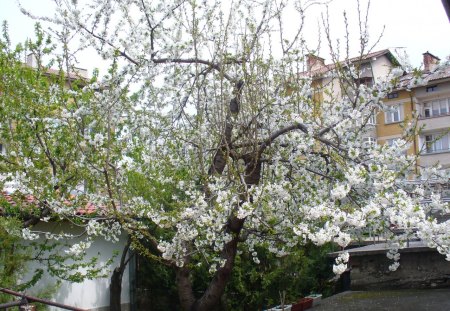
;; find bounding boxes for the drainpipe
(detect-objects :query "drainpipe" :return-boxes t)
[410,95,419,174]
[0,288,87,311]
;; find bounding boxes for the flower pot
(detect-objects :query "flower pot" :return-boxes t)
[291,297,313,311]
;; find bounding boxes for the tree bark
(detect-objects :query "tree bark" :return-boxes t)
[176,266,196,311]
[110,267,123,311]
[177,78,269,310]
[110,238,132,311]
[193,220,243,311]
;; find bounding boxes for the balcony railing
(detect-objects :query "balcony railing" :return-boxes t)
[418,111,450,120]
[422,147,450,155]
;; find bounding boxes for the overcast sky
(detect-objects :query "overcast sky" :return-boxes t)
[0,0,449,73]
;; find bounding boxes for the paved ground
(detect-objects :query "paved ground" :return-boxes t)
[312,289,450,311]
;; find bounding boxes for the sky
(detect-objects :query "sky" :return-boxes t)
[0,0,449,74]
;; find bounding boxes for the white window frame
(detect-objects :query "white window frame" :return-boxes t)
[386,137,408,155]
[386,138,399,147]
[385,104,403,124]
[424,102,432,118]
[367,114,376,125]
[422,98,450,118]
[363,137,377,148]
[422,132,450,154]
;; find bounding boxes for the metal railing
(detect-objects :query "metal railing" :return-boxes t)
[0,288,87,311]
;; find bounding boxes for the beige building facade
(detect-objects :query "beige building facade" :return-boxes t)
[379,52,450,171]
[306,50,449,201]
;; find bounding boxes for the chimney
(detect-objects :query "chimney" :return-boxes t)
[423,51,440,72]
[26,53,38,68]
[306,54,325,71]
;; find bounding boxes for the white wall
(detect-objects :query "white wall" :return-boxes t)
[23,222,130,311]
[371,55,394,82]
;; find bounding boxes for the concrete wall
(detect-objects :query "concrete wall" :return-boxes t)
[414,80,450,102]
[371,55,394,83]
[414,81,450,169]
[349,251,450,290]
[377,91,414,138]
[321,75,342,103]
[418,115,450,132]
[23,222,131,311]
[419,152,450,169]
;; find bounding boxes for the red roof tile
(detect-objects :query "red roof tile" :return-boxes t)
[0,191,107,216]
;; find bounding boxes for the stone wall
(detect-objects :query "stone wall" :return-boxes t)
[349,250,450,290]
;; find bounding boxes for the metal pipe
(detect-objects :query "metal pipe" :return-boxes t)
[0,299,27,309]
[0,288,87,311]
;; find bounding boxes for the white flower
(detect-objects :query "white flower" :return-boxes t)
[390,67,404,79]
[331,184,351,200]
[388,262,400,272]
[345,165,365,186]
[348,147,360,160]
[22,228,39,240]
[65,241,92,256]
[91,133,104,147]
[333,263,347,275]
[335,233,351,248]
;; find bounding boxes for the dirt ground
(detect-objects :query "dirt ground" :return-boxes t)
[312,289,450,311]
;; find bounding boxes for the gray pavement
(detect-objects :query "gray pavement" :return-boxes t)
[312,289,450,311]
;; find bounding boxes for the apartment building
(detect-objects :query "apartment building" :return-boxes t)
[304,49,401,144]
[304,49,400,100]
[308,50,450,290]
[304,49,449,170]
[304,49,450,204]
[379,52,450,171]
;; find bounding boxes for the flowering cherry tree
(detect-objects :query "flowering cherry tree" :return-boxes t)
[2,0,449,310]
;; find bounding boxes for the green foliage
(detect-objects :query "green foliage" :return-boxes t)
[134,256,179,311]
[0,217,46,303]
[133,243,335,311]
[223,243,335,310]
[0,22,118,299]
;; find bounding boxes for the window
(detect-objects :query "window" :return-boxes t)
[386,138,408,154]
[359,63,373,78]
[363,137,377,148]
[386,138,399,147]
[385,104,403,124]
[363,113,376,125]
[0,143,4,155]
[422,98,450,118]
[387,92,399,99]
[424,103,432,118]
[426,85,437,92]
[356,77,373,87]
[423,133,450,154]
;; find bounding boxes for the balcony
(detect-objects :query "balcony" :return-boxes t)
[418,114,450,132]
[417,98,450,131]
[420,148,450,168]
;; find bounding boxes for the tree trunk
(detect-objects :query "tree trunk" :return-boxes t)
[176,266,196,311]
[192,229,242,311]
[110,238,132,311]
[110,267,123,311]
[176,82,257,311]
